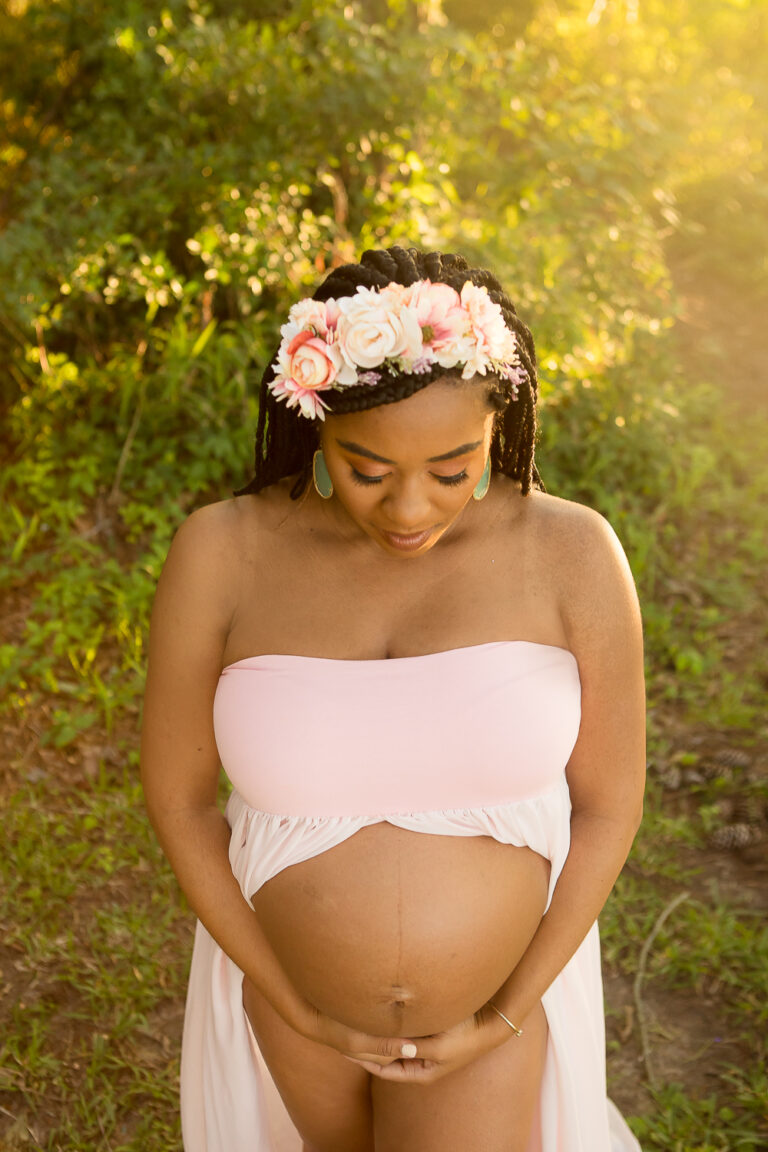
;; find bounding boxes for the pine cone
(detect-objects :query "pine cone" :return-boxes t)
[709,822,763,850]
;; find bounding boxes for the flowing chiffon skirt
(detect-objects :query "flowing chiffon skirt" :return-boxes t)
[180,784,641,1151]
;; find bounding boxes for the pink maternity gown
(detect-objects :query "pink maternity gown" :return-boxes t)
[180,641,642,1151]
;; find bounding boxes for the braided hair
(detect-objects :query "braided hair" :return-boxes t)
[236,246,544,499]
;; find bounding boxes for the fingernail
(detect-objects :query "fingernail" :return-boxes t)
[400,1042,417,1058]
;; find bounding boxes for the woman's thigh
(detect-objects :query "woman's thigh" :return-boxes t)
[242,977,373,1152]
[371,1002,548,1152]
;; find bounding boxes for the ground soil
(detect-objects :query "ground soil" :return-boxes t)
[603,248,768,1118]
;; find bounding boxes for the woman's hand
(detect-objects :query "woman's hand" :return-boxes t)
[294,1000,421,1073]
[342,1004,514,1083]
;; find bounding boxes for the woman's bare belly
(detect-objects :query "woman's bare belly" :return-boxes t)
[250,823,549,1037]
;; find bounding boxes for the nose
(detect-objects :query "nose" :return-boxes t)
[382,476,432,531]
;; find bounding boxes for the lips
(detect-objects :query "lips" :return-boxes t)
[379,527,433,552]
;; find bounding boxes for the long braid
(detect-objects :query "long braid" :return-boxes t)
[237,246,543,497]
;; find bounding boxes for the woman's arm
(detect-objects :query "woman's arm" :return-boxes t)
[490,504,646,1025]
[364,503,645,1082]
[141,503,306,1022]
[141,502,413,1064]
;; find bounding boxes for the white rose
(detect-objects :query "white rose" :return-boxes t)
[337,287,423,370]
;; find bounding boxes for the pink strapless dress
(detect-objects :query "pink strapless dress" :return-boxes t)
[180,641,641,1151]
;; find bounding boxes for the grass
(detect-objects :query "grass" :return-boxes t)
[0,760,190,1149]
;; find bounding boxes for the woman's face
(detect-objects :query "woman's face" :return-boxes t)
[319,379,495,557]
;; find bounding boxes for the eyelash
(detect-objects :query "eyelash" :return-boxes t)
[438,470,470,487]
[351,468,469,488]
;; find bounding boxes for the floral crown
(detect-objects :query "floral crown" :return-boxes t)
[267,279,528,420]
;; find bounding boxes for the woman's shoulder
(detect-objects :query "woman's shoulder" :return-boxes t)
[510,485,637,605]
[495,481,614,551]
[522,490,641,643]
[156,489,300,631]
[521,488,618,549]
[172,483,299,554]
[166,498,241,570]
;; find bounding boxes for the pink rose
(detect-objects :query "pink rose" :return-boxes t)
[404,281,461,329]
[460,282,515,363]
[404,281,469,367]
[337,286,423,370]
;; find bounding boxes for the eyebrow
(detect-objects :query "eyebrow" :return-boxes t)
[336,439,483,464]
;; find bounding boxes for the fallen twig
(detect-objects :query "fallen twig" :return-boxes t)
[633,889,690,1090]
[0,1103,44,1148]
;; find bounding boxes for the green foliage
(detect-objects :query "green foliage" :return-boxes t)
[631,1075,768,1151]
[1,0,765,739]
[0,766,189,1147]
[1,0,766,1146]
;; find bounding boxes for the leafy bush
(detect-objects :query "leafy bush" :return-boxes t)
[1,0,765,728]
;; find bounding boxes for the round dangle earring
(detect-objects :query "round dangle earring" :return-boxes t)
[472,456,491,501]
[312,449,334,499]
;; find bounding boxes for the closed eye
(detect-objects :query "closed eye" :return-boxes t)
[351,468,387,486]
[436,470,469,487]
[350,468,469,487]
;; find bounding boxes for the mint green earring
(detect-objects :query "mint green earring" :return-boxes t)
[472,456,491,501]
[312,449,334,499]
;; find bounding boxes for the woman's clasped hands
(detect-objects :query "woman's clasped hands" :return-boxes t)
[304,1001,516,1084]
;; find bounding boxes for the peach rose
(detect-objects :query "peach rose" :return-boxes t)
[280,298,330,342]
[277,329,340,391]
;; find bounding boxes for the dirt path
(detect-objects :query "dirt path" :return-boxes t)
[670,255,768,417]
[604,246,768,1119]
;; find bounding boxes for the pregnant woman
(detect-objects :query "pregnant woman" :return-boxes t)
[141,245,645,1151]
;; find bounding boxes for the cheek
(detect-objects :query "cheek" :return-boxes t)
[423,482,474,518]
[446,488,475,515]
[336,480,382,512]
